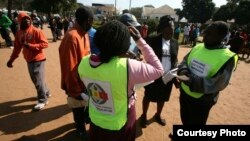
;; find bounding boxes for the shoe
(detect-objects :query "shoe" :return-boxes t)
[47,94,52,98]
[33,101,48,111]
[169,132,173,141]
[154,114,166,126]
[169,132,173,138]
[140,114,147,128]
[9,46,14,49]
[77,129,88,140]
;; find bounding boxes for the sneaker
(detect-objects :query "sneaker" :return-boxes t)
[153,114,166,126]
[33,101,48,111]
[9,46,14,49]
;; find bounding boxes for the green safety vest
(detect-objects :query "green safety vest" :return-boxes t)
[181,43,238,98]
[78,56,128,130]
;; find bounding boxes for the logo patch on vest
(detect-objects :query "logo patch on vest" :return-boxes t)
[190,59,210,77]
[88,83,108,104]
[84,79,115,115]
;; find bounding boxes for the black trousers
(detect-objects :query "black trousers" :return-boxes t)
[179,88,215,125]
[72,106,89,131]
[0,28,13,46]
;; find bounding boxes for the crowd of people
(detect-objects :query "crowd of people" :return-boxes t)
[176,23,200,47]
[226,28,250,59]
[1,5,243,141]
[0,9,75,47]
[175,22,250,59]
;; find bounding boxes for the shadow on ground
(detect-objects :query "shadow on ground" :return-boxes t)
[13,123,88,141]
[0,97,70,134]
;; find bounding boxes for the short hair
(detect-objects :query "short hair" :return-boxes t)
[205,21,229,39]
[75,6,93,23]
[94,20,130,63]
[157,15,174,33]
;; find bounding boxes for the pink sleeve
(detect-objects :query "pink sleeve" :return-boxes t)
[127,38,164,93]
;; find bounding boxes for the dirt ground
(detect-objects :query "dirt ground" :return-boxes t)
[0,26,249,141]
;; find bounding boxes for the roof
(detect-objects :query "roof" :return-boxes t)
[151,5,176,15]
[142,4,176,16]
[142,6,154,16]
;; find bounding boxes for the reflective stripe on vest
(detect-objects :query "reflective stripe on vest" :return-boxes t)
[78,56,128,130]
[181,43,237,98]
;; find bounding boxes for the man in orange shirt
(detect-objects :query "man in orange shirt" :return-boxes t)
[7,12,50,111]
[58,6,93,139]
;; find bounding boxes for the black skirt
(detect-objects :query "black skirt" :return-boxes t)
[144,77,174,102]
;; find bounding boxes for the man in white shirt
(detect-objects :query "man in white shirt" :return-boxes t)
[182,23,190,45]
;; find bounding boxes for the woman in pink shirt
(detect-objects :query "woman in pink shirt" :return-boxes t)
[78,20,164,141]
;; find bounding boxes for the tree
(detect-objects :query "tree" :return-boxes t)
[226,0,241,4]
[233,0,250,25]
[30,0,77,15]
[130,7,142,19]
[213,0,238,22]
[175,8,184,22]
[181,0,215,23]
[7,0,12,18]
[213,5,231,21]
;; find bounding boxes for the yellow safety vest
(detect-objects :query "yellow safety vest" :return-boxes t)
[78,56,128,130]
[181,44,238,98]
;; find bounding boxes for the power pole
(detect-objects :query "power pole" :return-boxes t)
[129,0,131,10]
[7,0,12,18]
[115,0,117,16]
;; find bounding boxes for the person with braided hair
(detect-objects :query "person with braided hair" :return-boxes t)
[78,20,164,141]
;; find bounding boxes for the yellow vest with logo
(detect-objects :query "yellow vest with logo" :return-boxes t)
[181,44,237,98]
[78,56,128,130]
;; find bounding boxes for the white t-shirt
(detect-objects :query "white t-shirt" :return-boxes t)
[183,25,190,35]
[162,38,171,72]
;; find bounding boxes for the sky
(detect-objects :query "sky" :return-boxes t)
[78,0,227,11]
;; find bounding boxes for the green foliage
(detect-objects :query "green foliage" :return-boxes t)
[233,0,250,25]
[29,0,77,15]
[1,0,33,11]
[141,19,158,35]
[226,0,241,4]
[130,7,142,19]
[182,0,215,23]
[212,0,250,25]
[175,8,184,22]
[213,5,231,21]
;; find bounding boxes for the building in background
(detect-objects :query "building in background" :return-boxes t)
[92,3,117,20]
[141,5,178,21]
